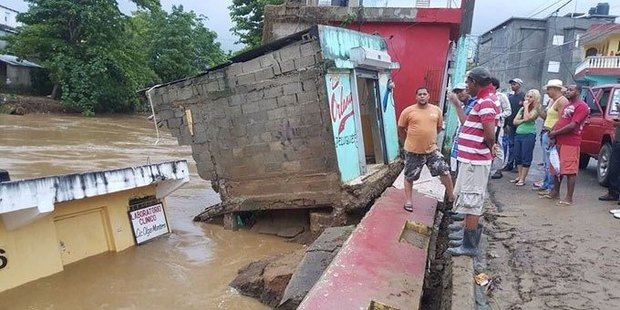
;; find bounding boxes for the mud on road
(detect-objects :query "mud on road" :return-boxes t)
[482,165,620,310]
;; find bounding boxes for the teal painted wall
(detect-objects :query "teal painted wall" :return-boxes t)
[378,73,399,162]
[441,36,472,156]
[325,72,361,183]
[318,25,388,62]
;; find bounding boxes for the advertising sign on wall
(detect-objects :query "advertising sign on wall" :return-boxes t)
[326,72,361,182]
[129,203,170,245]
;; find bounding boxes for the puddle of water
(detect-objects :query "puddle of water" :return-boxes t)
[0,113,300,309]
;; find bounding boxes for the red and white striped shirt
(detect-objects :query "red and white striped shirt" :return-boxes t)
[457,85,499,165]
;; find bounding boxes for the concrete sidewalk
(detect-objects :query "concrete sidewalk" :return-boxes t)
[299,167,445,309]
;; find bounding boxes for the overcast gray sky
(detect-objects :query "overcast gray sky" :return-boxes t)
[5,0,620,51]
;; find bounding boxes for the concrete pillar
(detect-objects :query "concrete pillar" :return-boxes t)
[223,213,240,231]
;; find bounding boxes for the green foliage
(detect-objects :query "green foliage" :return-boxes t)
[132,6,228,83]
[7,0,227,115]
[229,0,285,49]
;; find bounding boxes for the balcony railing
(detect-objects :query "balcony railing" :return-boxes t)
[575,56,620,75]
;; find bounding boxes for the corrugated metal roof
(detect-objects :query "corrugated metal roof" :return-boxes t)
[0,54,42,68]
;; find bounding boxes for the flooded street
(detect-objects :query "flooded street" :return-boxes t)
[0,113,301,309]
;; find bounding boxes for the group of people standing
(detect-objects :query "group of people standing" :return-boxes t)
[397,65,603,257]
[497,78,589,206]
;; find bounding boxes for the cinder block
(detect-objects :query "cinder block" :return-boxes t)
[278,44,302,61]
[283,82,302,95]
[294,55,317,69]
[206,81,220,92]
[279,59,296,74]
[264,86,283,99]
[255,67,275,81]
[241,103,261,114]
[167,117,183,129]
[277,94,297,107]
[242,58,262,74]
[310,211,332,234]
[296,90,319,104]
[236,73,256,86]
[258,98,278,111]
[229,94,247,106]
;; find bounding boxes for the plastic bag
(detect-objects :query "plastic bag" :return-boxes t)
[549,146,560,172]
[491,146,504,175]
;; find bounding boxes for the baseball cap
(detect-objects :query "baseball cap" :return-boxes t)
[452,83,467,91]
[466,67,492,83]
[509,78,524,85]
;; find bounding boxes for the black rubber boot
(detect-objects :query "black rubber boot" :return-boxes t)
[446,228,477,257]
[449,229,463,240]
[449,238,462,247]
[450,213,465,221]
[449,222,463,231]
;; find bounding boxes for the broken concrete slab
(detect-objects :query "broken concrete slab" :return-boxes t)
[278,226,355,309]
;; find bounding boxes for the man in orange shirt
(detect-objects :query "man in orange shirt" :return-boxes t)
[398,87,455,212]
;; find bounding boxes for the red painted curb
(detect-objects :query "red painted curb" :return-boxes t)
[299,187,437,309]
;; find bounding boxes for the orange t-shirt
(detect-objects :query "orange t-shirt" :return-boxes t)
[398,104,443,154]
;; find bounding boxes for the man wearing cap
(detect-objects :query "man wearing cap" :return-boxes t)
[548,84,589,206]
[502,78,525,172]
[447,83,476,172]
[536,79,568,194]
[447,67,499,257]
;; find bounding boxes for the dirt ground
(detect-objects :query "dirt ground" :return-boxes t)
[0,94,76,114]
[482,157,620,309]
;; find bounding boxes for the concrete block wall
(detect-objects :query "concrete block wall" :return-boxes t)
[150,38,342,205]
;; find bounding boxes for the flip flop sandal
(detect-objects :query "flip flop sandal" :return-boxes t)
[615,213,620,219]
[515,181,526,186]
[541,194,558,200]
[557,201,572,207]
[537,190,551,196]
[609,209,620,214]
[403,202,413,212]
[509,178,519,183]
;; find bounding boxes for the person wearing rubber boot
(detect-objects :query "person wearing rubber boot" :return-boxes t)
[446,67,499,257]
[598,102,620,215]
[398,87,456,212]
[548,85,589,206]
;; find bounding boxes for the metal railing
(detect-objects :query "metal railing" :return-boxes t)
[575,56,620,75]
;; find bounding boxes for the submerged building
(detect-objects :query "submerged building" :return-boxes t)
[0,161,189,292]
[149,25,402,228]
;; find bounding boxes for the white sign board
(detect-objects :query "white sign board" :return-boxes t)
[129,203,170,245]
[548,61,560,73]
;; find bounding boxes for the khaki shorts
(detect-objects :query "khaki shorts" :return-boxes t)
[453,162,491,216]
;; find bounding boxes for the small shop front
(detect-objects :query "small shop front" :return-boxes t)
[0,160,189,292]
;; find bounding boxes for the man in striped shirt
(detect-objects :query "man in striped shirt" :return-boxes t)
[447,67,499,257]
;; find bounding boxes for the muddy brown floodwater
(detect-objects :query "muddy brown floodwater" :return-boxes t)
[0,113,301,309]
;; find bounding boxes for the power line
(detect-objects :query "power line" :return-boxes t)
[479,0,573,67]
[528,0,569,18]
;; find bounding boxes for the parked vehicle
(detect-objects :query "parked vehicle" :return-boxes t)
[579,84,619,185]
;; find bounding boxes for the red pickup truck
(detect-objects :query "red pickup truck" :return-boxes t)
[579,84,619,185]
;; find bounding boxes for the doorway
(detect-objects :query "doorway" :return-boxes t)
[355,70,388,168]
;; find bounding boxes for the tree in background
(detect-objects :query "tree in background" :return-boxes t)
[7,1,226,115]
[229,0,284,50]
[132,6,227,83]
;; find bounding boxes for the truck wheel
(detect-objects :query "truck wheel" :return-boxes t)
[579,154,590,170]
[597,143,612,186]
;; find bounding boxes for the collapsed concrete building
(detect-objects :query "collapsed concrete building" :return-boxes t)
[149,25,402,230]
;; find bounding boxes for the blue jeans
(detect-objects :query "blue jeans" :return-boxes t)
[514,133,536,167]
[540,131,553,190]
[503,128,516,168]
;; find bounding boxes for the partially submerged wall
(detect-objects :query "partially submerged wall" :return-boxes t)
[150,37,342,210]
